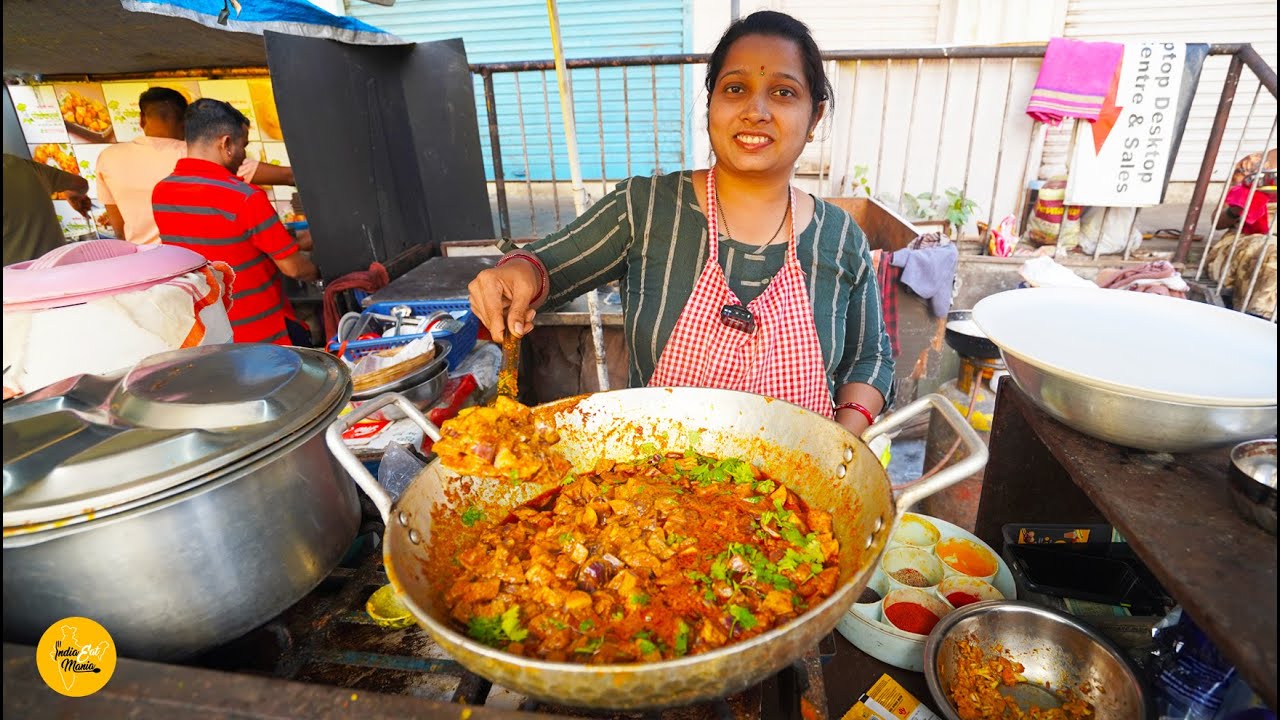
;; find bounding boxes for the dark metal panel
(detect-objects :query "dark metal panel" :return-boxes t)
[2,87,31,158]
[264,33,493,280]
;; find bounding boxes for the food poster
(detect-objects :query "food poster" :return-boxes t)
[263,141,291,169]
[198,79,260,141]
[247,79,283,141]
[69,143,112,199]
[151,79,203,106]
[245,141,274,202]
[101,82,150,142]
[9,85,69,144]
[52,83,116,144]
[52,200,92,239]
[29,143,80,176]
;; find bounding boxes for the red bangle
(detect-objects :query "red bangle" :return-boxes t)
[496,250,548,305]
[834,401,875,426]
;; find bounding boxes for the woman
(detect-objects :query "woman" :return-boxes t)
[469,11,893,435]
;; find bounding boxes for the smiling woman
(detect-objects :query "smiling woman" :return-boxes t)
[468,10,894,435]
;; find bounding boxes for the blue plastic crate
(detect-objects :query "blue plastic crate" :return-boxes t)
[328,299,478,371]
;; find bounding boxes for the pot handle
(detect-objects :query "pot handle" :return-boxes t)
[324,392,443,522]
[862,393,989,514]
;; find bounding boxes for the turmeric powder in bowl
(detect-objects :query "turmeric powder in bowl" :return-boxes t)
[934,538,998,581]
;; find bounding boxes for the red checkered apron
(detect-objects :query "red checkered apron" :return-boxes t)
[648,167,834,418]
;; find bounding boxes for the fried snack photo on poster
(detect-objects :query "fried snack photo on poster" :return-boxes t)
[247,78,283,141]
[30,143,80,177]
[52,83,115,143]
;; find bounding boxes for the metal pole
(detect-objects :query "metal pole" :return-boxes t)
[897,59,923,211]
[481,70,511,240]
[1121,208,1142,260]
[596,67,607,197]
[841,60,861,195]
[1013,121,1045,237]
[1197,81,1263,281]
[1239,215,1277,313]
[983,60,1016,249]
[930,58,954,203]
[959,58,986,238]
[546,0,608,391]
[873,60,892,198]
[1177,53,1244,262]
[651,65,661,174]
[540,71,563,229]
[1215,121,1276,295]
[512,73,538,238]
[1055,118,1080,259]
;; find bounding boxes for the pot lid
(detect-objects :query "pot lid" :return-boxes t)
[2,344,350,529]
[3,239,207,311]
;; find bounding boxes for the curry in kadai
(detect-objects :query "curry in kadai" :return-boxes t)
[444,449,840,663]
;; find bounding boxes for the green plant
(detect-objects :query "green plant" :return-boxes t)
[937,187,980,232]
[848,164,874,198]
[896,188,980,235]
[898,191,937,221]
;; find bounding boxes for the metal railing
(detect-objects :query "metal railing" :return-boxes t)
[470,43,1277,320]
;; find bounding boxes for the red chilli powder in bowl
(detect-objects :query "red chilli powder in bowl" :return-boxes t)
[884,601,940,635]
[945,591,982,608]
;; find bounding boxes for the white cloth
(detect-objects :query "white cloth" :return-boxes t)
[1018,256,1098,289]
[3,268,232,395]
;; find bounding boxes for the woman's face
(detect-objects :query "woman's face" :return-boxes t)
[708,33,822,179]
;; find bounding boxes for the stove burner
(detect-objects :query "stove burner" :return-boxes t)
[183,518,835,719]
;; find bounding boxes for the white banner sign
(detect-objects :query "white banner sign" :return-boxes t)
[1066,43,1186,207]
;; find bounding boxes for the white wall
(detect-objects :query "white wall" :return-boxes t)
[689,0,1277,226]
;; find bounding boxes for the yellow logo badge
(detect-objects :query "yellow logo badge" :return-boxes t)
[35,617,117,697]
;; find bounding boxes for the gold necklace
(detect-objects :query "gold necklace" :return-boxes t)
[716,186,791,251]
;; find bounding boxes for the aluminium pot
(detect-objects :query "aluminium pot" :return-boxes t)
[2,344,358,661]
[326,388,988,710]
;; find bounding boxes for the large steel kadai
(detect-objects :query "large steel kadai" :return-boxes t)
[328,388,987,710]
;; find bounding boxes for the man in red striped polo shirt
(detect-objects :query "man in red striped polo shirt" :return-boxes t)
[153,99,318,345]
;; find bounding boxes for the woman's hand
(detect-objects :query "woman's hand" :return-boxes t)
[468,261,540,342]
[834,383,886,437]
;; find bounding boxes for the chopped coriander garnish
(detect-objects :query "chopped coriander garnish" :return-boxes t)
[674,620,691,656]
[728,604,758,631]
[579,620,594,632]
[460,506,485,527]
[574,637,603,654]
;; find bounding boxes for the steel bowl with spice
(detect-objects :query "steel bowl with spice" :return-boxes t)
[924,600,1149,719]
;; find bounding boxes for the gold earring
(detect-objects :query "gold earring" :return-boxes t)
[807,132,815,142]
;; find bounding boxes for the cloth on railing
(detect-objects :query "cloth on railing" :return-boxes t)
[1224,185,1277,236]
[1026,38,1124,125]
[889,240,958,318]
[322,262,389,339]
[1207,234,1277,317]
[873,249,901,357]
[1094,261,1188,299]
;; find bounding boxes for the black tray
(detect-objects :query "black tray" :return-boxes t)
[1005,543,1170,615]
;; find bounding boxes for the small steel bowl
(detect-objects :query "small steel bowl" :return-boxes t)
[1229,438,1277,534]
[924,600,1148,720]
[351,340,451,419]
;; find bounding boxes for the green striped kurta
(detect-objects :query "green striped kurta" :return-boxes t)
[528,171,894,402]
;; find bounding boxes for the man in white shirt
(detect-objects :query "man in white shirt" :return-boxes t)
[96,87,295,245]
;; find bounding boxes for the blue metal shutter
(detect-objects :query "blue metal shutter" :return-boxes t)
[349,0,689,181]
